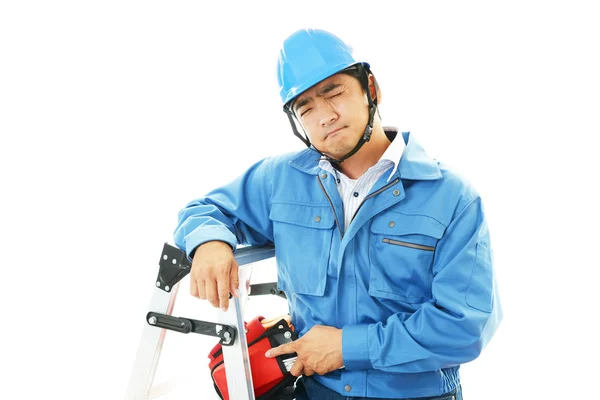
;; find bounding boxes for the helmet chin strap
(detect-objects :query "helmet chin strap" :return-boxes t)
[283,64,378,165]
[320,104,375,164]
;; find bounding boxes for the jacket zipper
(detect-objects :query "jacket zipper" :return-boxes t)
[316,176,343,240]
[382,238,435,251]
[351,177,401,222]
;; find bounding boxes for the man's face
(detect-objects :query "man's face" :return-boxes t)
[292,72,368,159]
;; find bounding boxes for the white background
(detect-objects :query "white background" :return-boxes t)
[1,1,599,399]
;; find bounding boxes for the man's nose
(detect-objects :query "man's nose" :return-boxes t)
[319,104,338,127]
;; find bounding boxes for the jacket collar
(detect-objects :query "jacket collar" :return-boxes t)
[288,130,442,181]
[396,131,442,180]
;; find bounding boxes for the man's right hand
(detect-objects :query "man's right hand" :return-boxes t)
[190,241,239,312]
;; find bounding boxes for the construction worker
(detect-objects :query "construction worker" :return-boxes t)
[174,28,502,399]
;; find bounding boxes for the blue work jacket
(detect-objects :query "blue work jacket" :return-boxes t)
[174,132,502,398]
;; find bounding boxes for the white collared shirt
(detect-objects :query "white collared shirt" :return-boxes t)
[319,128,406,230]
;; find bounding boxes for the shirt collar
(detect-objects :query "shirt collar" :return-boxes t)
[290,130,441,181]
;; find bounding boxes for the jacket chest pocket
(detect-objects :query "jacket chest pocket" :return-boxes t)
[369,213,446,303]
[269,203,334,296]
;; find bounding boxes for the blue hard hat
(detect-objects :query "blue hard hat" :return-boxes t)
[277,28,370,107]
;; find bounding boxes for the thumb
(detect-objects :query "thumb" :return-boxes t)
[229,259,240,298]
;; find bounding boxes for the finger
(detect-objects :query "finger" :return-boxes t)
[217,273,231,312]
[190,259,205,300]
[303,367,314,377]
[196,278,207,300]
[190,275,199,298]
[229,260,239,298]
[261,315,289,330]
[265,343,293,358]
[261,315,278,325]
[205,279,219,308]
[289,359,304,377]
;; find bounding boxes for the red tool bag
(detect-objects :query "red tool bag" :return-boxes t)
[208,315,298,400]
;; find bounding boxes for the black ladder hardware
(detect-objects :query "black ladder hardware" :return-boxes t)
[146,312,237,346]
[248,282,287,299]
[127,241,279,400]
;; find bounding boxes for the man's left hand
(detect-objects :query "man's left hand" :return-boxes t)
[265,325,344,376]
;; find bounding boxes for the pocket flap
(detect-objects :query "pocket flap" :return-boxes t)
[370,213,445,238]
[269,202,335,229]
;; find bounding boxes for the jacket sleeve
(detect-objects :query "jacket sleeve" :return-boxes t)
[173,157,275,259]
[342,195,503,372]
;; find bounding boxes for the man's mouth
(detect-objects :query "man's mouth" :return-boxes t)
[326,127,345,138]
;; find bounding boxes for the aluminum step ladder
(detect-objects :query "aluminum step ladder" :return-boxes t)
[126,242,282,400]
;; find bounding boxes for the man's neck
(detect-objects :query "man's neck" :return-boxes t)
[337,126,390,179]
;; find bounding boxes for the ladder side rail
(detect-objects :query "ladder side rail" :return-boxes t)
[126,283,181,400]
[125,243,275,400]
[218,244,276,400]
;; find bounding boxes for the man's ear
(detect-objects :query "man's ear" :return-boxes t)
[369,74,381,104]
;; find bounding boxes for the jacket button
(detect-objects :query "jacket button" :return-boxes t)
[321,173,328,179]
[344,385,352,392]
[388,221,396,228]
[314,216,321,222]
[393,189,400,196]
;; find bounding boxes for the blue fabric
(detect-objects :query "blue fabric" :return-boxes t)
[294,376,462,400]
[174,131,502,398]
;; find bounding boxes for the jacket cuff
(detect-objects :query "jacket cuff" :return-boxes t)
[342,324,373,370]
[184,226,237,259]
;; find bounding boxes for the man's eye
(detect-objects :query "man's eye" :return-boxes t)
[300,108,312,117]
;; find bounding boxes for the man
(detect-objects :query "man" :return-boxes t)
[174,28,502,400]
